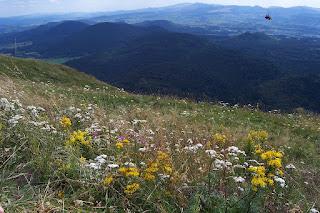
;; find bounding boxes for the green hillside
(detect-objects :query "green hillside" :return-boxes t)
[0,55,319,212]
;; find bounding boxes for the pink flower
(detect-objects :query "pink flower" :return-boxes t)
[0,205,4,213]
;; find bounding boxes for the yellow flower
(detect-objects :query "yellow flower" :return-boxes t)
[248,165,274,191]
[116,142,124,149]
[103,175,114,186]
[251,176,267,189]
[143,173,156,181]
[146,163,159,173]
[57,191,65,199]
[118,167,127,174]
[79,156,86,164]
[122,139,130,144]
[126,167,140,177]
[118,167,139,177]
[66,130,91,147]
[261,150,283,161]
[248,130,268,143]
[60,116,72,128]
[248,166,266,176]
[164,165,173,174]
[267,158,282,168]
[157,151,169,161]
[124,183,140,195]
[213,133,227,144]
[255,145,263,154]
[277,169,284,176]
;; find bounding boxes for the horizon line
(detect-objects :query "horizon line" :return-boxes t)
[0,2,319,18]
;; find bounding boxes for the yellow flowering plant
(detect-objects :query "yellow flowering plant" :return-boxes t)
[60,116,72,128]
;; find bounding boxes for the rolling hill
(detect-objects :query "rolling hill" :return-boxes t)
[217,32,320,75]
[66,31,280,106]
[0,21,89,46]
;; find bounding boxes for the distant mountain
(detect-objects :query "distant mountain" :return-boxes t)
[91,3,320,37]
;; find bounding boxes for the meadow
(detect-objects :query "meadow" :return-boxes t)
[0,55,319,212]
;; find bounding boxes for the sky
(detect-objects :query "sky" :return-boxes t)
[1,0,320,17]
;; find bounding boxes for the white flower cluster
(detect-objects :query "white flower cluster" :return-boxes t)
[205,149,217,158]
[8,114,24,127]
[225,146,246,156]
[214,159,233,169]
[0,98,15,111]
[310,208,319,213]
[26,105,45,118]
[184,143,203,153]
[274,176,286,188]
[87,154,108,170]
[66,105,95,123]
[29,121,57,133]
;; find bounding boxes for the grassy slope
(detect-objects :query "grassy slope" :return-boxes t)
[0,55,319,212]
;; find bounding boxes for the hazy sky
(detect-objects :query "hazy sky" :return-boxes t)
[1,0,320,17]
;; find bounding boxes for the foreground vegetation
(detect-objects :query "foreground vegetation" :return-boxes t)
[0,55,319,212]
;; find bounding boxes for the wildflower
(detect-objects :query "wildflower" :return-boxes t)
[267,158,282,168]
[255,144,263,154]
[226,146,246,156]
[163,164,173,174]
[213,133,227,144]
[184,143,203,152]
[310,208,320,213]
[123,139,130,144]
[260,150,283,160]
[116,142,124,149]
[251,176,268,189]
[143,173,156,181]
[57,191,65,199]
[124,183,140,195]
[118,167,140,177]
[138,147,147,152]
[87,162,100,170]
[8,114,23,126]
[233,176,245,183]
[248,166,266,176]
[248,166,274,191]
[0,98,16,112]
[60,116,72,128]
[126,167,140,177]
[107,164,119,169]
[205,149,217,158]
[214,159,232,169]
[103,175,114,186]
[66,130,91,147]
[157,151,169,161]
[146,163,159,173]
[118,167,127,174]
[285,164,296,170]
[248,130,268,143]
[274,176,286,188]
[79,156,86,164]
